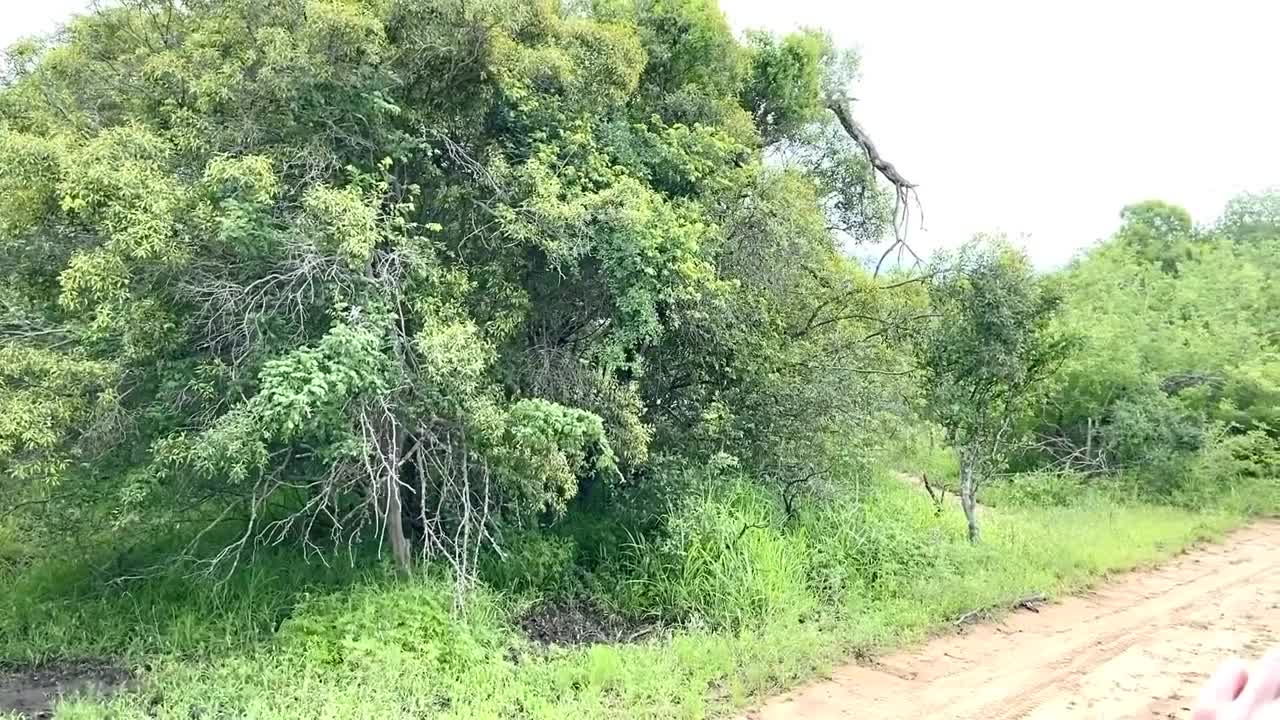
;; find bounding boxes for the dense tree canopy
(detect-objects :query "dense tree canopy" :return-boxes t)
[4,0,1273,581]
[0,0,912,572]
[1029,191,1280,501]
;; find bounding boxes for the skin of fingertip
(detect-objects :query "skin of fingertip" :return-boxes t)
[1194,659,1251,720]
[1242,652,1280,709]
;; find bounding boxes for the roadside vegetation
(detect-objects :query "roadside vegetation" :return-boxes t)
[6,472,1263,719]
[1,0,1277,717]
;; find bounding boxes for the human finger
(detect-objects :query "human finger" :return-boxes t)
[1193,658,1249,720]
[1204,657,1251,703]
[1241,649,1280,709]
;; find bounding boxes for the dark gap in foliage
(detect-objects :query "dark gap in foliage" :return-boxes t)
[517,599,659,648]
[0,659,135,719]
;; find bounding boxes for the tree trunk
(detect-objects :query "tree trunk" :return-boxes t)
[367,253,412,575]
[959,451,980,543]
[1084,416,1094,466]
[386,472,410,575]
[380,417,411,575]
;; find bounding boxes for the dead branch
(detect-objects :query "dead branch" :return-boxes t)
[921,472,946,515]
[827,96,922,275]
[828,98,914,195]
[953,593,1048,627]
[0,493,80,521]
[1026,430,1114,475]
[780,468,826,520]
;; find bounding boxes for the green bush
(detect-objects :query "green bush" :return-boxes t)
[478,532,580,599]
[1170,428,1280,509]
[0,521,31,574]
[984,471,1089,508]
[610,474,972,627]
[275,580,503,674]
[615,481,815,629]
[799,485,952,601]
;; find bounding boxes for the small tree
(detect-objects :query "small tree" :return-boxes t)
[914,239,1073,541]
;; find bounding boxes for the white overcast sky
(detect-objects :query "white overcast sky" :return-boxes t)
[5,0,1280,267]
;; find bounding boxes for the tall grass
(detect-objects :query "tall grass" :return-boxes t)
[0,544,376,663]
[5,470,1262,719]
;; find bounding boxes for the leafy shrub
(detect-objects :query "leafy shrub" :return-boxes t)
[614,481,815,629]
[0,0,907,582]
[799,483,950,601]
[0,521,32,574]
[1101,392,1205,478]
[276,580,503,675]
[1170,428,1280,509]
[478,532,580,598]
[984,471,1088,508]
[610,474,962,627]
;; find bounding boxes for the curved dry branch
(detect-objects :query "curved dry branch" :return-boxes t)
[827,97,915,193]
[827,96,923,275]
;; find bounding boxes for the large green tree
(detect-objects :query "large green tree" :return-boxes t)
[1030,194,1280,498]
[0,0,911,574]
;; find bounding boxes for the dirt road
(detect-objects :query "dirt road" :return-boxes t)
[747,521,1280,720]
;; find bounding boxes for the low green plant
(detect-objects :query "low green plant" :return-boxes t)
[0,542,372,663]
[983,470,1089,508]
[614,481,816,629]
[886,425,960,489]
[478,531,580,600]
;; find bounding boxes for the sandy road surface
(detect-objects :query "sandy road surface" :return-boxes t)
[747,521,1280,720]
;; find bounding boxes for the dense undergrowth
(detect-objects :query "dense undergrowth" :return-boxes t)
[4,461,1270,720]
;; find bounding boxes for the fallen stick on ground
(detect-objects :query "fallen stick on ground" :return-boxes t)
[953,593,1048,627]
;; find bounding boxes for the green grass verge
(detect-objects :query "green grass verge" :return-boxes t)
[4,475,1256,719]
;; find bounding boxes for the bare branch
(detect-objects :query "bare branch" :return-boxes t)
[826,98,915,193]
[827,96,923,275]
